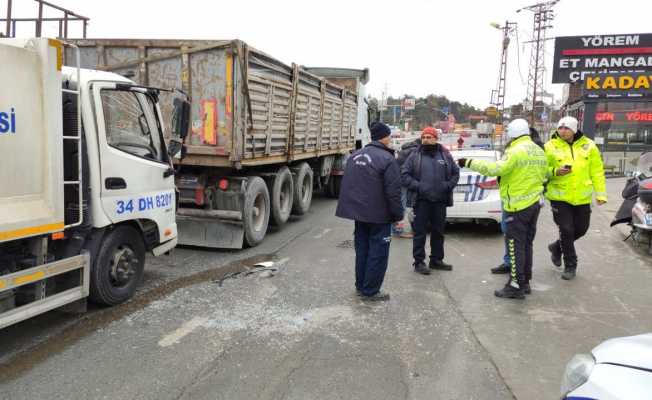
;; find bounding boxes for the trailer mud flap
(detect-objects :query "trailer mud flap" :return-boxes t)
[177,215,245,249]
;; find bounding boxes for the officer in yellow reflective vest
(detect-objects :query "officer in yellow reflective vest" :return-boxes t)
[545,116,607,280]
[458,119,547,299]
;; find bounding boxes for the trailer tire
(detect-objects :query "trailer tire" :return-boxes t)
[270,166,294,226]
[89,225,145,306]
[243,176,270,247]
[291,162,313,216]
[326,175,342,199]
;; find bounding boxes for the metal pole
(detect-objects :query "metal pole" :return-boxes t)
[63,11,68,38]
[5,0,12,37]
[530,7,543,125]
[36,0,43,37]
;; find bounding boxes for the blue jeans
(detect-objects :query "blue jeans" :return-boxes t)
[501,208,510,266]
[354,221,392,296]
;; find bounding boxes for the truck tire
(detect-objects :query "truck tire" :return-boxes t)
[270,166,294,226]
[326,175,342,199]
[243,176,270,247]
[89,225,145,306]
[291,162,313,216]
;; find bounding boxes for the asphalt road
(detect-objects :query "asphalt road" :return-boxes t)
[1,179,651,399]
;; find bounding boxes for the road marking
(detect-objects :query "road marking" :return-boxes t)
[158,317,209,347]
[313,228,331,239]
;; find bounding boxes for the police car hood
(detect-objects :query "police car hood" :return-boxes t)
[592,333,652,371]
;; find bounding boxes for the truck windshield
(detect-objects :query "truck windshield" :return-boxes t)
[101,89,164,162]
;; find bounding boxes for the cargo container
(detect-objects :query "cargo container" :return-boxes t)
[66,39,368,248]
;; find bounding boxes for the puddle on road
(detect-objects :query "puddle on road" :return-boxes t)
[0,253,275,384]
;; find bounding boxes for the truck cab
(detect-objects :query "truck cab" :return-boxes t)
[0,38,188,328]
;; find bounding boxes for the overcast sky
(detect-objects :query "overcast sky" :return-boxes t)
[5,0,651,108]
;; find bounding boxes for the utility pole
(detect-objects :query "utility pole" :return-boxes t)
[518,0,558,126]
[380,83,388,123]
[490,21,517,124]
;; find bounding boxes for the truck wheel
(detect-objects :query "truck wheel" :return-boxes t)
[270,166,294,226]
[89,226,145,306]
[291,162,313,216]
[327,175,342,199]
[243,176,270,247]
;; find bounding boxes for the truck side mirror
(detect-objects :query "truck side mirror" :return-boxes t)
[172,97,191,139]
[167,140,184,159]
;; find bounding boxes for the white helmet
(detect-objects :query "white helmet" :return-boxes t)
[557,116,578,133]
[506,118,530,139]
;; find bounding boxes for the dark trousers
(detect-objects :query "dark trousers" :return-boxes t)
[550,201,591,269]
[505,203,541,286]
[412,200,447,264]
[354,221,391,296]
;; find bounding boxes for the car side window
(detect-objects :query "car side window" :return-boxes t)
[101,89,164,162]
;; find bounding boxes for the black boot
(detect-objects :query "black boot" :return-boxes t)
[414,261,431,275]
[522,282,531,295]
[548,242,562,267]
[429,260,452,271]
[490,263,510,274]
[562,267,576,280]
[494,280,525,299]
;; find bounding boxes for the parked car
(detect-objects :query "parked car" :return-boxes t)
[448,150,503,227]
[561,333,652,399]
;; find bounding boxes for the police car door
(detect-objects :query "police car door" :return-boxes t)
[92,83,176,238]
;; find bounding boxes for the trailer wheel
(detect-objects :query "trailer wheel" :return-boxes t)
[291,162,313,215]
[270,166,294,226]
[89,225,145,306]
[326,175,342,199]
[243,176,270,247]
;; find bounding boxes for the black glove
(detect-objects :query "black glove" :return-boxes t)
[457,158,469,168]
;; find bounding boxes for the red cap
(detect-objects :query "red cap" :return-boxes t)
[421,127,438,139]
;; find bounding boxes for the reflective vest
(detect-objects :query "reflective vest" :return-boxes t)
[468,135,547,212]
[544,133,607,205]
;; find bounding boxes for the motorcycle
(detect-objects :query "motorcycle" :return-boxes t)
[611,152,652,254]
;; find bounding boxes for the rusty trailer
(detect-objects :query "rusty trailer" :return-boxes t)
[65,39,363,248]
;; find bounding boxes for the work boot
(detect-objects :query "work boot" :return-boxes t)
[414,261,431,275]
[490,263,510,274]
[522,282,532,295]
[548,242,562,267]
[429,260,453,271]
[562,268,576,280]
[361,291,390,302]
[494,281,525,299]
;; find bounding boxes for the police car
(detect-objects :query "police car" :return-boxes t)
[448,149,503,226]
[562,333,652,399]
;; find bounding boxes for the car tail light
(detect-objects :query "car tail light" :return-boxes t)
[477,179,498,190]
[642,181,652,190]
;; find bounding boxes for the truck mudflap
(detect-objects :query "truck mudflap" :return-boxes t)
[0,252,90,330]
[177,214,245,249]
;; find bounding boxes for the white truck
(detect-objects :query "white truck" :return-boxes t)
[0,38,189,329]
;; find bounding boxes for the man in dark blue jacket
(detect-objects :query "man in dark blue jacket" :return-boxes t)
[336,122,403,302]
[402,127,459,275]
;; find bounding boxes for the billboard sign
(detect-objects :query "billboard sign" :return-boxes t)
[582,72,652,99]
[402,97,416,111]
[552,33,652,83]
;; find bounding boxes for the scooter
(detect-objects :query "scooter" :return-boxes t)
[611,152,652,254]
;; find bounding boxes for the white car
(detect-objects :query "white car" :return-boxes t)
[448,150,503,226]
[562,333,652,399]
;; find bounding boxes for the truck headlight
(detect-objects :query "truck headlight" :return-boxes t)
[560,353,595,397]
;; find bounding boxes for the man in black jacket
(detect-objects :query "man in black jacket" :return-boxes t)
[402,127,460,275]
[336,122,403,301]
